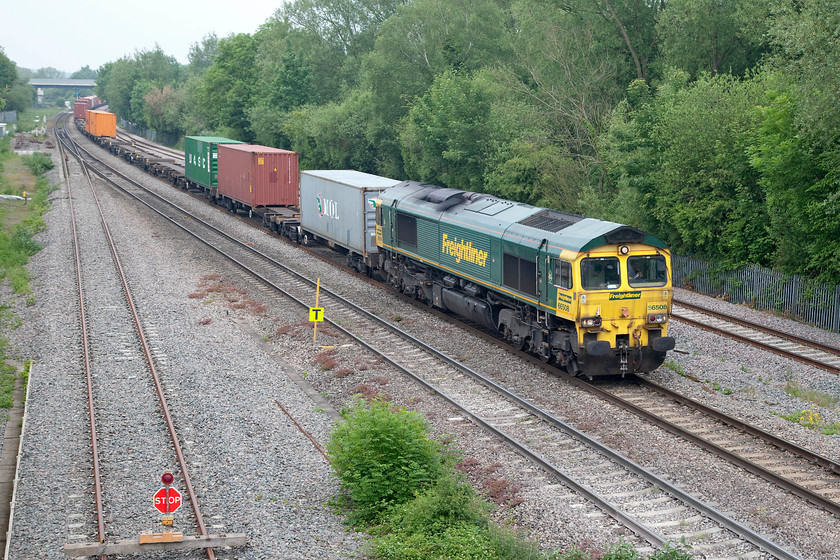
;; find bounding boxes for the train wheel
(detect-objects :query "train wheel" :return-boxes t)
[302,233,310,246]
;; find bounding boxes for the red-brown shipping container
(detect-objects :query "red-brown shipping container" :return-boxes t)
[85,110,116,138]
[73,100,89,119]
[217,144,299,208]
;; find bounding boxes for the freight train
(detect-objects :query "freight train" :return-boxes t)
[75,110,675,377]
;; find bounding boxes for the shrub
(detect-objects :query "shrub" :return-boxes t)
[327,398,446,525]
[388,473,489,535]
[20,152,54,176]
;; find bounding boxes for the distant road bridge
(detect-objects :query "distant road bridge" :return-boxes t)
[28,78,96,88]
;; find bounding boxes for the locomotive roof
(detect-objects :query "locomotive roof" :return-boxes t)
[379,181,668,253]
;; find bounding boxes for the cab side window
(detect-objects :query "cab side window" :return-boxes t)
[554,260,572,290]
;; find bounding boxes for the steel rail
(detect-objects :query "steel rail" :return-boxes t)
[637,377,840,477]
[59,115,216,559]
[581,376,840,517]
[673,297,840,357]
[671,310,840,375]
[56,113,108,557]
[71,128,802,559]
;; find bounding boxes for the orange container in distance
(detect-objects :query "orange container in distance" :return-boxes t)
[85,110,116,138]
[73,100,89,119]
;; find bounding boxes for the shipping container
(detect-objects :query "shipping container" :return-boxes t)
[85,110,116,138]
[217,144,299,208]
[300,170,400,262]
[184,136,244,188]
[73,100,88,119]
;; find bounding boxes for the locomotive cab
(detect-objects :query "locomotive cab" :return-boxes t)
[570,247,675,376]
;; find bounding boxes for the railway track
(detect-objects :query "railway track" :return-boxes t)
[65,115,800,559]
[671,298,840,375]
[115,129,184,161]
[54,113,239,558]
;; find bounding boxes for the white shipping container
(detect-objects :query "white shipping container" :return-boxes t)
[300,170,401,256]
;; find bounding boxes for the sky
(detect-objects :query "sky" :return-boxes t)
[2,0,284,74]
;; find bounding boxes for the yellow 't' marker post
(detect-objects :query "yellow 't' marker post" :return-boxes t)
[311,278,324,341]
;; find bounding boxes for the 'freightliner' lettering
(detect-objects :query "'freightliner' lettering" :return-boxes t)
[441,234,489,267]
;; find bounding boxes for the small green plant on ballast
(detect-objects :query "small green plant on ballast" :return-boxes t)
[327,397,448,526]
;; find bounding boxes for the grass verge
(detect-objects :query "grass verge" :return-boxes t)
[0,132,57,410]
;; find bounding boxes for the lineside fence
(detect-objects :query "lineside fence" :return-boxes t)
[672,255,840,333]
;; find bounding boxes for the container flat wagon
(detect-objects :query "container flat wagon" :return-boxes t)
[299,170,401,273]
[217,144,299,211]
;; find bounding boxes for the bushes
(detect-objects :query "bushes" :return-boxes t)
[21,152,54,176]
[328,398,447,525]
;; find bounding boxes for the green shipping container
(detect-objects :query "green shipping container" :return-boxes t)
[184,136,244,188]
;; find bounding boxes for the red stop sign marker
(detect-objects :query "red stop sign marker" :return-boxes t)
[153,487,182,514]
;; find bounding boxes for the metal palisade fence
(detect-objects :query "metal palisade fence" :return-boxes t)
[672,255,840,333]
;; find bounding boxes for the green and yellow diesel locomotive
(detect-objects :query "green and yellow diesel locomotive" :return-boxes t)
[375,181,675,377]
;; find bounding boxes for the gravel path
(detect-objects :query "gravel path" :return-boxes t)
[3,125,839,559]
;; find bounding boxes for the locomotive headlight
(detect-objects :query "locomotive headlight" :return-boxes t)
[619,245,629,255]
[581,316,602,328]
[647,313,669,324]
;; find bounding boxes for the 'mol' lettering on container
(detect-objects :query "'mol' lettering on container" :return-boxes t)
[441,234,489,267]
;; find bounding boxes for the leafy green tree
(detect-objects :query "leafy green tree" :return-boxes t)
[248,28,318,147]
[768,0,840,154]
[192,33,257,140]
[502,0,624,192]
[656,0,769,77]
[96,47,182,126]
[144,84,185,141]
[286,88,379,171]
[602,71,772,267]
[756,0,840,282]
[4,82,33,112]
[187,33,219,75]
[363,0,510,176]
[400,70,494,190]
[279,0,408,57]
[34,67,64,79]
[0,48,17,110]
[71,65,97,79]
[554,0,666,84]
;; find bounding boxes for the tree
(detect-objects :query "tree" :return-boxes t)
[279,0,408,56]
[362,0,511,176]
[0,47,17,110]
[602,71,771,267]
[502,1,624,193]
[553,0,666,84]
[188,33,219,75]
[71,65,98,79]
[761,0,840,282]
[400,70,494,190]
[656,0,769,77]
[285,88,379,172]
[34,67,64,79]
[144,84,185,141]
[192,33,258,139]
